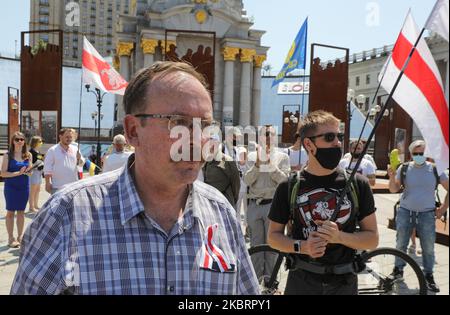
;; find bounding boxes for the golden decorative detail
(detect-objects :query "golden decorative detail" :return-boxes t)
[240,49,256,63]
[131,0,137,13]
[117,42,134,57]
[160,40,177,53]
[222,46,240,61]
[195,9,208,24]
[141,39,159,55]
[254,55,267,68]
[113,55,120,71]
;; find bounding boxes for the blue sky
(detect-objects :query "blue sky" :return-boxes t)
[0,0,436,69]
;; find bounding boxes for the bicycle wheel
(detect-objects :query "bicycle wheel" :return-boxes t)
[248,245,287,295]
[358,247,427,295]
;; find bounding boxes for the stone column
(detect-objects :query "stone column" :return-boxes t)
[222,46,240,126]
[117,42,134,81]
[141,39,158,67]
[239,49,256,127]
[116,42,134,124]
[252,55,266,126]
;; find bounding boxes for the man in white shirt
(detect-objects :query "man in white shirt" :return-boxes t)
[44,128,85,194]
[102,135,132,173]
[283,132,309,171]
[339,140,376,186]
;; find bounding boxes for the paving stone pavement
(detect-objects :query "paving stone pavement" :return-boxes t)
[0,180,448,295]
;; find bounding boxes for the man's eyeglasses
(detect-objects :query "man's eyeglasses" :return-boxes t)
[134,114,220,131]
[412,152,424,156]
[14,138,25,143]
[308,132,345,143]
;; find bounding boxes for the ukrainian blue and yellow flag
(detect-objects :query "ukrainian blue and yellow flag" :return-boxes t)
[272,18,308,88]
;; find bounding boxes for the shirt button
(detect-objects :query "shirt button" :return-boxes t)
[167,285,175,293]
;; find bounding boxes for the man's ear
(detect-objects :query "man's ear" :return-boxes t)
[303,138,315,155]
[124,115,139,148]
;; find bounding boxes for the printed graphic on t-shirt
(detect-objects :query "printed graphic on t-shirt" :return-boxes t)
[295,188,352,239]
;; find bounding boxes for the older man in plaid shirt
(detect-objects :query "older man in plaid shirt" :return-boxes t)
[11,62,259,295]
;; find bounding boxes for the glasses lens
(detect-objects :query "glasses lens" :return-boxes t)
[413,152,424,156]
[337,133,345,142]
[170,116,192,129]
[15,138,25,142]
[323,133,336,142]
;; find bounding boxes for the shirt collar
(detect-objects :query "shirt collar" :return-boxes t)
[118,154,201,227]
[118,154,146,225]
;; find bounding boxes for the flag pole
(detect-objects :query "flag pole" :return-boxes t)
[298,17,308,170]
[77,35,85,155]
[332,27,427,221]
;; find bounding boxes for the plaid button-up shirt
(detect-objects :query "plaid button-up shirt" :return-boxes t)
[11,156,259,295]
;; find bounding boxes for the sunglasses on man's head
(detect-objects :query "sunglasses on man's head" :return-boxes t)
[14,138,25,143]
[412,152,424,156]
[308,132,345,143]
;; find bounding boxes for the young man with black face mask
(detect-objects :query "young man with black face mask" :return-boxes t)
[339,140,376,186]
[267,110,379,295]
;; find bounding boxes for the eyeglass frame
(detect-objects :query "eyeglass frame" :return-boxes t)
[411,152,424,156]
[307,132,345,143]
[14,138,25,143]
[134,114,221,131]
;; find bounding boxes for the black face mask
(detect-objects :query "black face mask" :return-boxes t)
[314,146,343,170]
[232,140,238,147]
[351,152,361,159]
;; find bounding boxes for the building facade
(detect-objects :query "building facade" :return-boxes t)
[29,0,130,67]
[114,0,268,128]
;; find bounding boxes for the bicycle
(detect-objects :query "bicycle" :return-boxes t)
[248,245,427,295]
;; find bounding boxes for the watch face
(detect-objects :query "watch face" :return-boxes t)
[294,241,300,253]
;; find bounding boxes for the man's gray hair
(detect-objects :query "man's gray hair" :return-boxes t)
[113,134,126,144]
[409,140,425,154]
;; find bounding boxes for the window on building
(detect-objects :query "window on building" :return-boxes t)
[366,74,371,85]
[356,76,360,87]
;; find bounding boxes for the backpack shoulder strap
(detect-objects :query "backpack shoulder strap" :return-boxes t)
[400,162,410,188]
[342,170,360,217]
[431,163,440,190]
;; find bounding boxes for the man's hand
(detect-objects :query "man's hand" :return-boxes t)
[45,182,52,194]
[436,206,447,219]
[300,231,328,258]
[387,164,396,179]
[316,220,342,244]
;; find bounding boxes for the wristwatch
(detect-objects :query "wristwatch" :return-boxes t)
[293,240,301,253]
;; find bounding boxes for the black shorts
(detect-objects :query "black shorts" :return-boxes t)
[284,269,358,295]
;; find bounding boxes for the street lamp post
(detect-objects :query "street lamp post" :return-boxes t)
[86,85,106,173]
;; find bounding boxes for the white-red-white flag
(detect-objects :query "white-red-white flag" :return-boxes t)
[425,0,449,42]
[380,12,449,174]
[82,37,128,95]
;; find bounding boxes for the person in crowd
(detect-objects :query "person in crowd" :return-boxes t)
[28,136,44,213]
[388,140,449,293]
[11,61,259,295]
[268,110,378,295]
[283,132,309,171]
[1,132,32,248]
[102,135,133,173]
[236,145,249,235]
[202,135,241,208]
[339,139,376,186]
[43,128,85,195]
[244,125,290,284]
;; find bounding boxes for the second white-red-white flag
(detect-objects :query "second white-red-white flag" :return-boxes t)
[82,36,128,95]
[380,12,449,174]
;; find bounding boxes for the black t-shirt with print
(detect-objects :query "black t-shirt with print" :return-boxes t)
[269,169,375,265]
